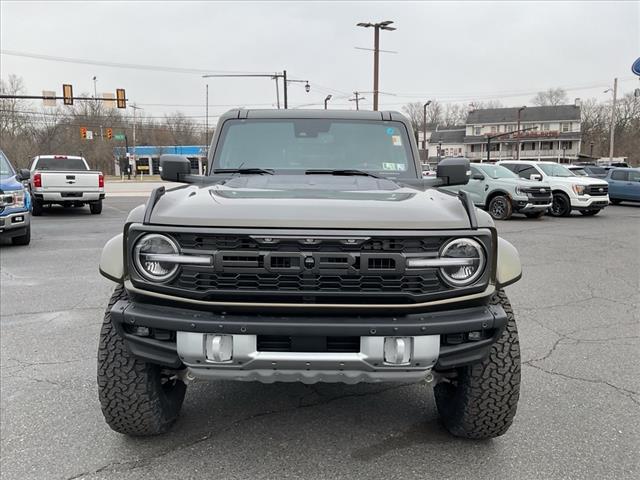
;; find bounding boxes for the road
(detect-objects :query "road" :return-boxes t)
[1,198,638,480]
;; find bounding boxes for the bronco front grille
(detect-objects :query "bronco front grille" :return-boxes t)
[128,228,494,305]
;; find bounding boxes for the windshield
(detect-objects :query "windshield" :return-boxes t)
[538,163,575,177]
[476,164,518,179]
[34,157,88,171]
[0,151,16,177]
[212,119,416,177]
[586,167,606,175]
[571,168,587,176]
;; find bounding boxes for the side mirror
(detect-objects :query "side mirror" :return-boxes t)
[437,158,470,186]
[160,154,191,182]
[471,173,485,181]
[530,174,542,181]
[17,169,31,181]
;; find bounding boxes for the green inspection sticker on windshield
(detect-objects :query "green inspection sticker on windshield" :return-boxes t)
[391,135,402,146]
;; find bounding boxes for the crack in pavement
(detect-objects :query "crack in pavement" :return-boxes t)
[65,382,419,479]
[524,363,640,406]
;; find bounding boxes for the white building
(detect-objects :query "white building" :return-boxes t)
[463,104,582,163]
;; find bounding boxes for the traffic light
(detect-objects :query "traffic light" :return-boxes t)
[63,84,74,105]
[80,127,87,139]
[106,128,113,140]
[116,89,126,109]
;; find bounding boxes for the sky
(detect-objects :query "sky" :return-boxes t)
[1,0,639,125]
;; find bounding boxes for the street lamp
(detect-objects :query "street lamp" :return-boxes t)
[357,20,396,111]
[423,100,432,150]
[516,106,526,161]
[324,95,332,110]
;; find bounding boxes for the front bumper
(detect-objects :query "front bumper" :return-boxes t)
[0,210,30,238]
[570,195,609,210]
[110,298,508,382]
[513,200,552,213]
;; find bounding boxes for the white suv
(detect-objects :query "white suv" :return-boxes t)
[497,161,609,217]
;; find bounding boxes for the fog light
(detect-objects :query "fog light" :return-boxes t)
[383,337,412,365]
[205,334,233,363]
[468,331,482,341]
[13,216,24,223]
[133,326,150,337]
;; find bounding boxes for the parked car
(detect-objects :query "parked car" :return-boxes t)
[98,109,523,439]
[605,167,640,204]
[0,150,32,245]
[567,165,607,179]
[442,163,552,220]
[498,161,609,217]
[29,155,105,216]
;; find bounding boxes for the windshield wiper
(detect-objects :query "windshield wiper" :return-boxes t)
[305,169,380,179]
[213,168,274,175]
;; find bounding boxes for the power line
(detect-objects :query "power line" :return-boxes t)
[0,50,274,76]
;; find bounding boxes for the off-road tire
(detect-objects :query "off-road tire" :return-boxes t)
[11,226,31,245]
[434,289,521,439]
[524,211,545,219]
[580,209,601,216]
[97,285,186,435]
[32,199,43,216]
[550,192,571,217]
[488,195,513,220]
[90,200,103,214]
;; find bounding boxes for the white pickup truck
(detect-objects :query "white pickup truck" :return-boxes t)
[498,160,609,217]
[29,155,105,216]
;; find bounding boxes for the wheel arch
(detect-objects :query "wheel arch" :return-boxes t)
[484,190,511,210]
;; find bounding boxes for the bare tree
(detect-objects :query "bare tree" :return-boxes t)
[531,88,569,106]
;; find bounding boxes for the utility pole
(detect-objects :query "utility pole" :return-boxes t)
[349,91,365,110]
[608,77,618,162]
[423,100,432,150]
[516,106,526,161]
[130,104,142,177]
[357,20,396,111]
[205,84,209,156]
[273,75,281,109]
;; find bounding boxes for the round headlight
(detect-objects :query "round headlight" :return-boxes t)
[133,234,179,282]
[439,238,486,287]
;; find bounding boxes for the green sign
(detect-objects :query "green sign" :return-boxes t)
[114,133,126,141]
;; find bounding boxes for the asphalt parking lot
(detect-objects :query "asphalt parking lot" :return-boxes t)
[1,197,638,480]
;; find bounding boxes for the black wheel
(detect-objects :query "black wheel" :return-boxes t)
[90,200,103,214]
[524,211,545,219]
[580,209,601,216]
[32,199,43,216]
[610,199,622,205]
[550,192,571,217]
[434,290,521,439]
[487,195,513,220]
[11,226,31,246]
[98,285,186,435]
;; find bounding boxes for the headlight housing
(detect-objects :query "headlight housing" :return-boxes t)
[133,233,180,282]
[438,238,486,287]
[0,189,26,208]
[572,184,586,195]
[514,185,527,196]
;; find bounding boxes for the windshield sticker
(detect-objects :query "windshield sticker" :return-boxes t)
[391,135,402,146]
[397,163,407,171]
[382,163,396,170]
[386,127,395,135]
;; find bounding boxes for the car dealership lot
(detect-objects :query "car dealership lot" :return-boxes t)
[1,197,638,480]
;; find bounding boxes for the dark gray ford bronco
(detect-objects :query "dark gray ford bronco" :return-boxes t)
[98,109,522,439]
